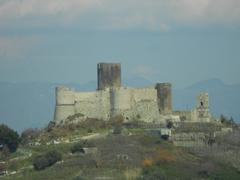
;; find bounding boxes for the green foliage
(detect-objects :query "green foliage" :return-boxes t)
[67,113,84,122]
[71,140,95,154]
[21,128,40,144]
[33,150,62,170]
[166,121,174,129]
[0,124,20,153]
[71,143,84,154]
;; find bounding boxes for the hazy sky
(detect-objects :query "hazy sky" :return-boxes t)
[0,0,240,88]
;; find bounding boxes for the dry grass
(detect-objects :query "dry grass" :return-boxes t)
[124,168,141,180]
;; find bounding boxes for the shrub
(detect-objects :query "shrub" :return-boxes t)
[0,124,20,153]
[33,150,62,170]
[87,128,93,133]
[47,121,56,132]
[166,121,173,129]
[21,128,40,144]
[33,156,49,170]
[71,143,84,154]
[161,135,169,140]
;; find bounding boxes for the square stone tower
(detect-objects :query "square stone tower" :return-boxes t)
[196,93,210,119]
[97,63,121,90]
[155,83,173,115]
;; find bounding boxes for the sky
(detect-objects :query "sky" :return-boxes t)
[0,0,240,88]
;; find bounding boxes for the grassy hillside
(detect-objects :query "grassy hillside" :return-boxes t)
[1,120,240,180]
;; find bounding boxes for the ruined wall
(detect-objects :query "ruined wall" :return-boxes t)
[170,132,209,147]
[155,83,172,114]
[97,63,121,90]
[173,93,212,123]
[195,93,211,122]
[173,111,192,122]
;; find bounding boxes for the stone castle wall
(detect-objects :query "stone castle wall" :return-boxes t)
[54,86,177,124]
[54,63,212,124]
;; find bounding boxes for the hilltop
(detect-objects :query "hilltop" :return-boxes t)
[1,118,240,180]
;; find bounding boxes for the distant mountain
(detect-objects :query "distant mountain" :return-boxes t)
[123,76,153,88]
[0,78,239,132]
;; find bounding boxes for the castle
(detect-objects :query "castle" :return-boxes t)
[54,63,212,124]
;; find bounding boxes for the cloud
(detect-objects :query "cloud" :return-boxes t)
[0,0,240,30]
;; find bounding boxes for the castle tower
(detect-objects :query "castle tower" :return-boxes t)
[54,87,75,122]
[195,92,211,121]
[97,63,121,90]
[197,93,209,109]
[155,83,172,114]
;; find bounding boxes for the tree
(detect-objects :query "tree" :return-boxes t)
[0,124,20,153]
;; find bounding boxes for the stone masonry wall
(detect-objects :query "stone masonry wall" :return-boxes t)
[54,86,176,124]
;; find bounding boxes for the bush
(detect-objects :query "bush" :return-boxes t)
[71,143,84,154]
[161,135,169,140]
[33,150,62,170]
[0,124,20,153]
[47,121,56,132]
[166,121,174,129]
[21,128,40,144]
